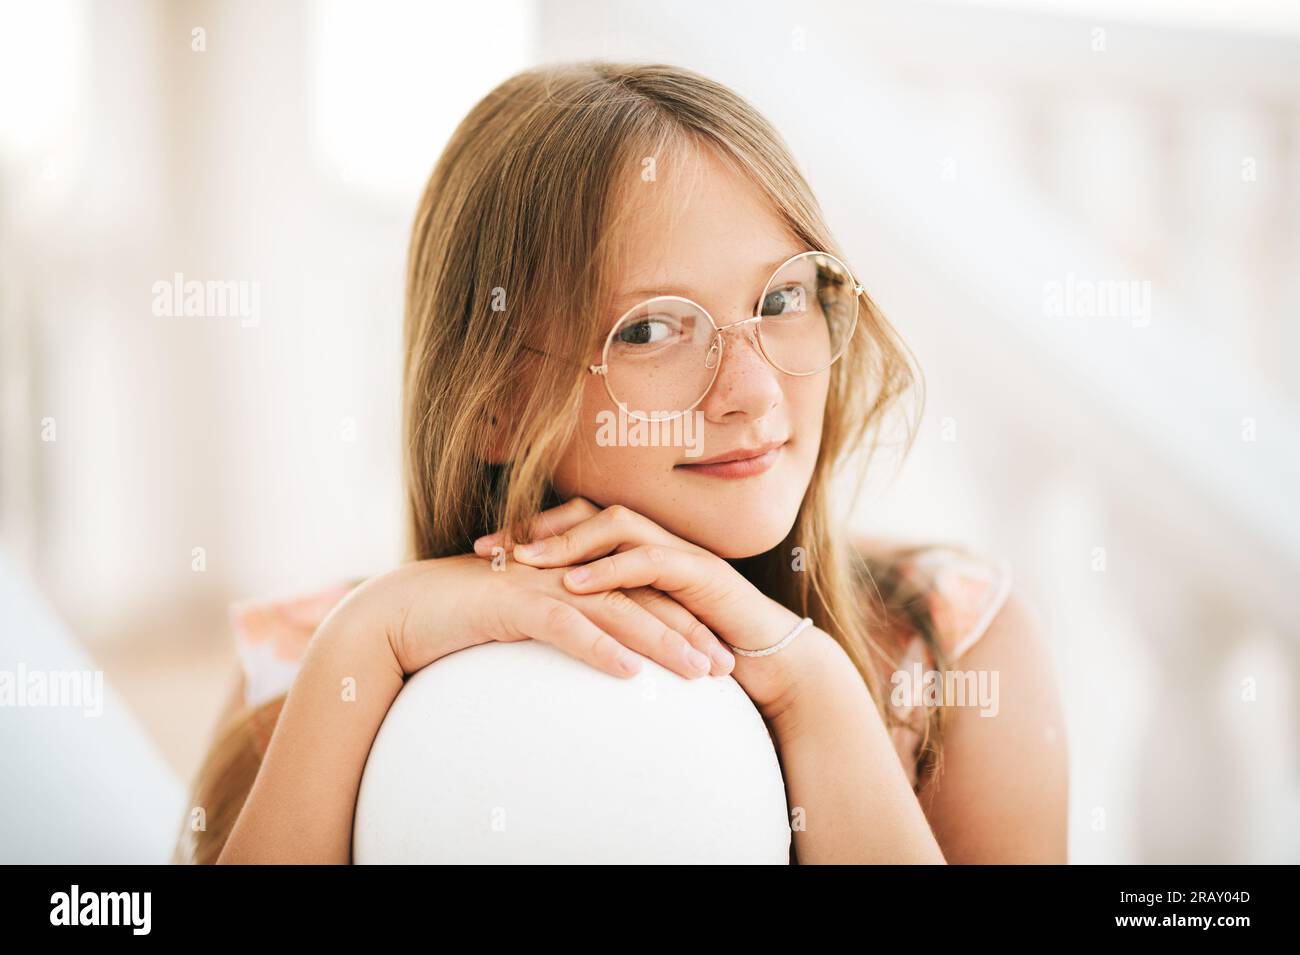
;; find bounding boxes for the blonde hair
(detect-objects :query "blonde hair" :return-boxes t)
[178,60,951,865]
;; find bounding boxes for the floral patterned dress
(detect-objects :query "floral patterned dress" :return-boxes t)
[871,546,1013,787]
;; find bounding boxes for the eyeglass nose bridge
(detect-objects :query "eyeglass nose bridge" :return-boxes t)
[704,314,762,369]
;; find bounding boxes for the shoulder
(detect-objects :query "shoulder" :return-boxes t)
[915,578,1068,861]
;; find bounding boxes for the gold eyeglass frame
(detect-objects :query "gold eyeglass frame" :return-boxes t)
[589,249,865,422]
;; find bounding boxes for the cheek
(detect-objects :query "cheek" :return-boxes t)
[552,369,830,512]
[786,372,830,446]
[551,385,603,499]
[551,380,683,504]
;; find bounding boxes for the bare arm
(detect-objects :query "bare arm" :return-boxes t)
[216,553,739,863]
[917,591,1069,862]
[767,591,1067,864]
[767,630,947,864]
[217,585,407,864]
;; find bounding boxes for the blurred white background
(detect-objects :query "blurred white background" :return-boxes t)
[1,0,1297,863]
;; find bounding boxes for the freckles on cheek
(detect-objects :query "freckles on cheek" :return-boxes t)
[580,443,682,498]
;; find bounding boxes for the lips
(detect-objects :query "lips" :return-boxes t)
[674,439,788,479]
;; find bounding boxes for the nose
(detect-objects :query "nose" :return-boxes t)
[699,317,782,423]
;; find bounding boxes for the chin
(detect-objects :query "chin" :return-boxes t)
[657,501,801,559]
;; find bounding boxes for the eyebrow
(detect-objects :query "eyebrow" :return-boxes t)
[610,247,812,310]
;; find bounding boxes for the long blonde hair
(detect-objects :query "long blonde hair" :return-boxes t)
[178,61,949,865]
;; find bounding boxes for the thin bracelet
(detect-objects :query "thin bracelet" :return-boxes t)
[724,616,813,658]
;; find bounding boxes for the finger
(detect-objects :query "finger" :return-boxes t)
[564,546,712,598]
[566,547,800,655]
[624,587,734,676]
[578,589,715,680]
[504,594,644,679]
[472,497,600,557]
[563,546,737,630]
[511,503,683,568]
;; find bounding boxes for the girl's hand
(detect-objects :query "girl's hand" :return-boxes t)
[365,552,736,684]
[473,498,818,718]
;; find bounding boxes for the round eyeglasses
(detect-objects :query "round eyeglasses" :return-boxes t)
[589,250,863,422]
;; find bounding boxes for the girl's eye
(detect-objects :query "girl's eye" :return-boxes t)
[615,315,679,347]
[760,284,808,319]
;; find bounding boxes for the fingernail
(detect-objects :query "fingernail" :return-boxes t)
[619,649,642,675]
[687,648,710,672]
[565,566,589,585]
[710,644,735,670]
[515,542,542,559]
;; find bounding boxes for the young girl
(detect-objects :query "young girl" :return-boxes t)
[180,61,1068,864]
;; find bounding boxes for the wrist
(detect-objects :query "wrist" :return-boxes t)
[360,556,493,674]
[765,629,865,736]
[307,577,406,681]
[774,623,857,722]
[732,622,849,724]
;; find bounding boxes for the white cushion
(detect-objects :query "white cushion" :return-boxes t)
[354,640,790,863]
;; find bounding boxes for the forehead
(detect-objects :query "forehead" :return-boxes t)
[607,145,806,312]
